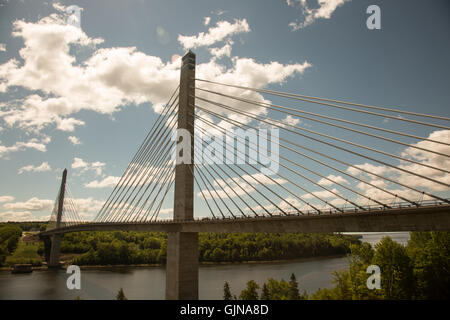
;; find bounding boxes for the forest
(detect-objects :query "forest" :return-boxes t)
[231,232,450,300]
[1,221,360,266]
[60,231,360,265]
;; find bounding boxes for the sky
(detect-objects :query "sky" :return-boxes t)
[0,0,449,222]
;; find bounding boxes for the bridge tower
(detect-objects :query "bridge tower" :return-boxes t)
[166,51,198,299]
[48,168,67,268]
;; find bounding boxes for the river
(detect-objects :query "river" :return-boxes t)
[0,232,410,300]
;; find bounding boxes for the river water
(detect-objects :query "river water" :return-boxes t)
[0,232,410,300]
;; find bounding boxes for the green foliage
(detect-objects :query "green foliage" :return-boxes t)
[237,273,307,300]
[0,224,22,266]
[239,280,259,300]
[407,232,450,299]
[260,283,270,300]
[65,231,359,266]
[373,237,414,299]
[5,241,42,266]
[288,273,307,300]
[310,232,450,300]
[223,281,232,300]
[116,288,128,300]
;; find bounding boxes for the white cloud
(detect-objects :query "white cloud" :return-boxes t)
[3,197,53,211]
[71,157,105,176]
[198,172,287,200]
[209,41,233,59]
[0,137,50,158]
[318,174,348,186]
[0,211,34,222]
[68,136,81,145]
[84,176,120,188]
[287,0,352,30]
[0,196,15,203]
[204,17,211,26]
[71,157,88,169]
[178,19,250,50]
[72,197,104,219]
[0,11,310,152]
[0,43,6,52]
[348,130,450,202]
[282,115,301,127]
[303,188,340,199]
[18,161,51,174]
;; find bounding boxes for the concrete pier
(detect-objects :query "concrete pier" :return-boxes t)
[165,51,198,300]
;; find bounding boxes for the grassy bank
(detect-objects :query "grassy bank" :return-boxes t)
[5,240,42,266]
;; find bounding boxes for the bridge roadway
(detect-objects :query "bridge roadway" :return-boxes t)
[40,203,450,237]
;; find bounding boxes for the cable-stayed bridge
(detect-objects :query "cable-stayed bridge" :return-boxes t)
[39,51,450,299]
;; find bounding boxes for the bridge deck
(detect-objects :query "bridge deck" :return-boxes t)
[40,204,450,236]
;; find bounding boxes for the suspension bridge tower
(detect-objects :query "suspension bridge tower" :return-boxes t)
[48,168,67,268]
[166,51,198,300]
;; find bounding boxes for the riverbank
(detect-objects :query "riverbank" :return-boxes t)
[0,253,348,272]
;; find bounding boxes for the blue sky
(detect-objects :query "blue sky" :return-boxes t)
[0,0,449,222]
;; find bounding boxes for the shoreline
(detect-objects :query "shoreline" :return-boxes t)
[0,253,349,272]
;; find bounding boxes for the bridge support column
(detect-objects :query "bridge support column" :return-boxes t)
[48,169,67,268]
[48,234,62,267]
[166,51,198,300]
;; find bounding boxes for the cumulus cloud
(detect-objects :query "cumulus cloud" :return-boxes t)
[0,211,34,222]
[303,188,340,200]
[0,43,6,52]
[0,196,15,203]
[72,197,104,219]
[0,11,179,133]
[198,173,287,200]
[287,0,351,30]
[3,197,53,211]
[18,161,51,174]
[84,175,120,188]
[0,137,50,158]
[178,19,250,50]
[209,41,233,59]
[71,157,88,169]
[68,136,81,145]
[318,174,349,186]
[347,130,450,203]
[0,11,310,141]
[71,157,105,175]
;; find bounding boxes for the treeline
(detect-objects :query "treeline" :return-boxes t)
[0,222,46,232]
[52,231,359,266]
[311,231,450,300]
[0,225,22,266]
[224,274,308,300]
[232,232,450,300]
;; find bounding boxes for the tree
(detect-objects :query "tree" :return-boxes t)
[374,237,414,299]
[288,273,300,300]
[239,280,259,300]
[116,288,128,300]
[260,283,270,300]
[407,232,450,299]
[223,282,232,300]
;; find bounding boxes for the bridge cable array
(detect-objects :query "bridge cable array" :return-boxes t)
[46,183,84,230]
[188,78,449,218]
[93,86,179,223]
[83,78,450,223]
